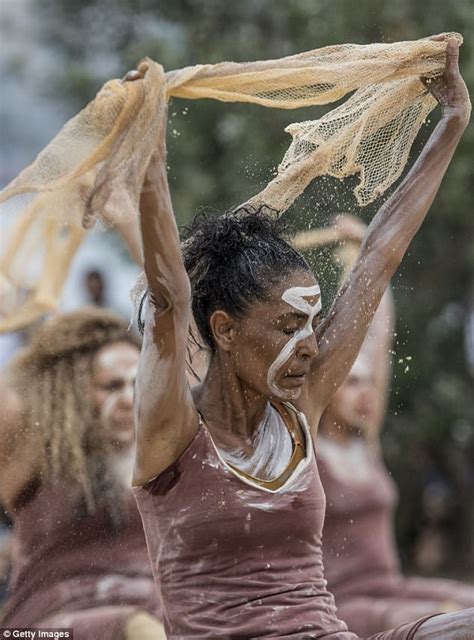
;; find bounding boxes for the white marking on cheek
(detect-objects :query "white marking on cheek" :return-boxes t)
[101,365,138,423]
[101,393,120,423]
[122,366,137,403]
[267,285,321,398]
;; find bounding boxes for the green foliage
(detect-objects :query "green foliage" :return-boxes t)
[31,0,474,575]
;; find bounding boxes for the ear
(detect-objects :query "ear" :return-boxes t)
[209,310,238,352]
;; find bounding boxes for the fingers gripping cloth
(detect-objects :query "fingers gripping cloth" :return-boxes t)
[0,34,463,331]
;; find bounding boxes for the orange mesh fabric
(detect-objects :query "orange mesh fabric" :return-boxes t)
[0,34,467,331]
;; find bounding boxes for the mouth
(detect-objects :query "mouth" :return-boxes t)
[284,370,309,385]
[113,415,134,428]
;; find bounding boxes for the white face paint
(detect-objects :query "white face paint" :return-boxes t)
[93,344,139,449]
[267,284,321,399]
[99,364,137,426]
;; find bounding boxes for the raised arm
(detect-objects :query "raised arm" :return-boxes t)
[132,67,198,486]
[301,38,470,428]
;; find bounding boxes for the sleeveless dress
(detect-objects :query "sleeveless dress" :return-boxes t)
[1,479,161,640]
[133,404,435,639]
[319,441,474,636]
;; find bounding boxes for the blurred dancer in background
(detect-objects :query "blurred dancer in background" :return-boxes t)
[318,216,474,636]
[0,308,164,640]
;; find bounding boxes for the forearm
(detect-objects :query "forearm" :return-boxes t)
[414,608,474,639]
[139,160,191,310]
[363,111,468,272]
[310,116,458,416]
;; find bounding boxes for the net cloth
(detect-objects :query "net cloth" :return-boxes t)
[0,34,463,331]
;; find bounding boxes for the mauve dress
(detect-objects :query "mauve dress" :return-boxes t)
[133,404,436,639]
[1,479,161,640]
[318,439,474,636]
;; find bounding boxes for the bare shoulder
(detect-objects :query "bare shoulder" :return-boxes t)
[132,304,200,486]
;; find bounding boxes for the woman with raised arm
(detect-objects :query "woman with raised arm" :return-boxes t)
[0,309,165,640]
[316,216,474,636]
[132,38,472,638]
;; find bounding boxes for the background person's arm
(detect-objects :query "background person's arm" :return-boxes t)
[359,288,395,441]
[333,214,396,441]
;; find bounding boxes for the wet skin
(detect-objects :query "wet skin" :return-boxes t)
[191,269,322,457]
[132,39,471,485]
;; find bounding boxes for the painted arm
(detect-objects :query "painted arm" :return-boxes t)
[300,38,470,429]
[132,66,198,486]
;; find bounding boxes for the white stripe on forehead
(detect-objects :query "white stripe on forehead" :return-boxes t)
[267,284,322,399]
[282,284,322,315]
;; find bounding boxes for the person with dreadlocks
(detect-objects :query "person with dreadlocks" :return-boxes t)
[131,38,472,638]
[315,216,474,636]
[0,308,165,640]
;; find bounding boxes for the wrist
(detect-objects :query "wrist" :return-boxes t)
[441,104,471,127]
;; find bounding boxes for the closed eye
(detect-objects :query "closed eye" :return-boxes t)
[102,380,123,392]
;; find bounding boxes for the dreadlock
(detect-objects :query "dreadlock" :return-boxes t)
[9,307,141,526]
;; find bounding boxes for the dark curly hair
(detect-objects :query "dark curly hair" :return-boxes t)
[182,206,312,349]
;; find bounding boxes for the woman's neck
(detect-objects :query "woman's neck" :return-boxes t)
[192,354,269,444]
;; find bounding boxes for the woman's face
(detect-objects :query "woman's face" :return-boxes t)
[227,269,321,402]
[91,341,140,449]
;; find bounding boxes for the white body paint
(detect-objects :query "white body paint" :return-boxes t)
[267,285,321,398]
[110,449,136,488]
[206,405,314,498]
[221,404,293,481]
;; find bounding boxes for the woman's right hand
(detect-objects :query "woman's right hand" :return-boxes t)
[422,37,471,124]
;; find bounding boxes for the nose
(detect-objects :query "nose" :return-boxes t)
[359,382,374,405]
[296,330,319,360]
[118,383,134,409]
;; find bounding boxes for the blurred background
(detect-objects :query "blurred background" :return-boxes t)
[0,0,473,580]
